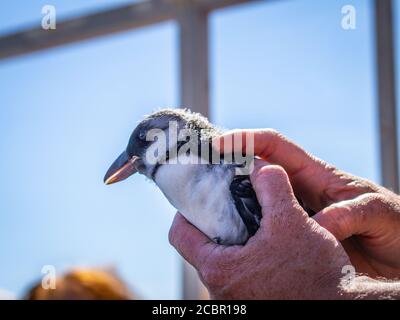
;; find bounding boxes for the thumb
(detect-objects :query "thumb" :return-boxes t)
[313,193,386,241]
[250,160,306,228]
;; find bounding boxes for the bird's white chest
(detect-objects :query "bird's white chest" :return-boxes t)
[154,154,248,244]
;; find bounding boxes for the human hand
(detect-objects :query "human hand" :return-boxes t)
[169,161,352,299]
[314,192,400,279]
[214,129,400,279]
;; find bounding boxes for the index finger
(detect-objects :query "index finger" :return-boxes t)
[212,129,320,176]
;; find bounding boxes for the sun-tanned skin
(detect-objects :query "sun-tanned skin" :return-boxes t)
[169,129,400,299]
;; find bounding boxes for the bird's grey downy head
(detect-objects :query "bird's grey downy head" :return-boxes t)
[104,108,219,185]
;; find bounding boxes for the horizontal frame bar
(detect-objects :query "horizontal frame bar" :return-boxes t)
[0,0,258,61]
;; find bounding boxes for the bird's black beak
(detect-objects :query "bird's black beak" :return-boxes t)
[104,151,140,185]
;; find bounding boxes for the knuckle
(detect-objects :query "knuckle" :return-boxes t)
[364,193,389,217]
[366,192,386,205]
[262,128,280,137]
[356,192,386,213]
[265,128,287,144]
[261,128,286,149]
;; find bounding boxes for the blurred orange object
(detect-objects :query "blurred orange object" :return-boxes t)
[25,268,135,300]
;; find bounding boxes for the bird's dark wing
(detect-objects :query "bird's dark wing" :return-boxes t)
[230,175,262,237]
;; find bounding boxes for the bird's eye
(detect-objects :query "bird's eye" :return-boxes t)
[138,130,147,141]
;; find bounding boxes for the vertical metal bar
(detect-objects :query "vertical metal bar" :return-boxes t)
[178,3,210,299]
[179,4,210,117]
[375,0,399,193]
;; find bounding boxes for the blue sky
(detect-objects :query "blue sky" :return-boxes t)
[0,0,398,299]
